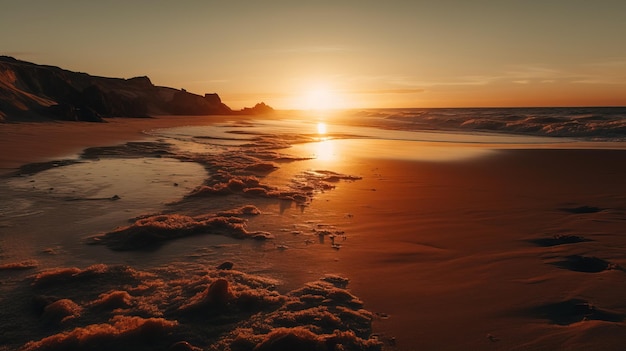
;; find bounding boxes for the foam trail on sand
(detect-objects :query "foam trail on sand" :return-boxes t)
[2,263,381,351]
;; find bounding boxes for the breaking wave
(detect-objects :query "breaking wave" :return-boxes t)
[355,107,626,141]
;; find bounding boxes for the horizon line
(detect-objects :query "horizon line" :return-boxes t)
[274,105,626,112]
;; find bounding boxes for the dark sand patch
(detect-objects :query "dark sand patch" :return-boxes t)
[559,206,604,214]
[528,299,625,325]
[552,255,619,273]
[529,234,592,247]
[7,159,83,177]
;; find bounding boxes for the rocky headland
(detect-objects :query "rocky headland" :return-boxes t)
[0,56,273,122]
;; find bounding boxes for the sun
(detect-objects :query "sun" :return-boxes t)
[316,122,327,135]
[301,84,342,110]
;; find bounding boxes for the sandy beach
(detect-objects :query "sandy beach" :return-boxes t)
[316,149,626,350]
[4,0,626,349]
[0,116,253,174]
[1,116,625,350]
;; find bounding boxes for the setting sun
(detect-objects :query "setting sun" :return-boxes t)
[300,84,344,111]
[316,122,327,135]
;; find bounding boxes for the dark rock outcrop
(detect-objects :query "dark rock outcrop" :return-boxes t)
[0,56,273,122]
[168,90,231,115]
[235,102,274,115]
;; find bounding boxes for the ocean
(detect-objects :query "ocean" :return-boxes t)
[345,106,626,141]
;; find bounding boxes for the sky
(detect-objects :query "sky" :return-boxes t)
[2,0,626,109]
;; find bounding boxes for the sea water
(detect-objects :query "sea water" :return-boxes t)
[346,106,626,141]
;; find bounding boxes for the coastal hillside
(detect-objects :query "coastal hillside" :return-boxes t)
[0,56,272,122]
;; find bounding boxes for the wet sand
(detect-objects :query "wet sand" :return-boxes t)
[307,149,626,350]
[0,115,254,174]
[1,116,626,350]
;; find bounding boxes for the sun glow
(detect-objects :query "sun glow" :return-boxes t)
[316,122,327,135]
[299,84,343,111]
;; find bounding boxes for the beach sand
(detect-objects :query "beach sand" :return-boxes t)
[1,116,625,350]
[310,148,626,350]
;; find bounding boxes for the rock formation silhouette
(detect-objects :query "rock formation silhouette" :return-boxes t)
[0,56,272,122]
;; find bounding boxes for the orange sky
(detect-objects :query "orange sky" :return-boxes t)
[2,1,626,109]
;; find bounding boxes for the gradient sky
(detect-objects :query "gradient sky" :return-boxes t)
[2,0,626,109]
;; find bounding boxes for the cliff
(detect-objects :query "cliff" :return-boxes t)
[0,56,272,122]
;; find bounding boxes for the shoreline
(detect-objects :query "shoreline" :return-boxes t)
[0,115,251,174]
[0,114,626,175]
[2,115,625,175]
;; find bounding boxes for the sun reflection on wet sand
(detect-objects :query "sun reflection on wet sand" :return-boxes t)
[291,138,496,164]
[313,140,336,161]
[346,139,497,162]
